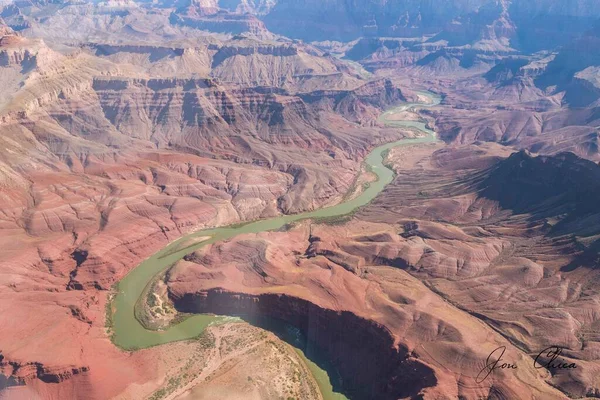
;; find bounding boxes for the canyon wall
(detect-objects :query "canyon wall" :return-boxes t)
[172,289,437,400]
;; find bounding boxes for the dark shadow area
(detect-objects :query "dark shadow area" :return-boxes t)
[0,373,24,390]
[561,238,600,272]
[478,151,600,272]
[478,151,600,234]
[172,290,437,400]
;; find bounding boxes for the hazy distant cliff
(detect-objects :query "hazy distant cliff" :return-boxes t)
[241,0,600,48]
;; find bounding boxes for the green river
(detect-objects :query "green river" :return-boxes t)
[110,91,442,399]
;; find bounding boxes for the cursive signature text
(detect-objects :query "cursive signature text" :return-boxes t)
[475,346,517,383]
[534,346,577,370]
[476,345,577,383]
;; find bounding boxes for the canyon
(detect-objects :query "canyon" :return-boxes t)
[1,1,600,399]
[164,143,600,399]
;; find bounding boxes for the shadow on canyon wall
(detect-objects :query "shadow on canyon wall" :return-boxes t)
[173,290,437,400]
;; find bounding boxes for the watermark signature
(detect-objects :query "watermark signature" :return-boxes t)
[476,346,577,383]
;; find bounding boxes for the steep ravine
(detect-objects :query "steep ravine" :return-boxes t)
[171,290,437,400]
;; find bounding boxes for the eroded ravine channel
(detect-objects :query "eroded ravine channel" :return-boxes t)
[110,91,442,399]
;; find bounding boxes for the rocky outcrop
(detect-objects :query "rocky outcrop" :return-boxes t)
[0,354,89,385]
[211,42,298,67]
[0,33,37,67]
[89,76,325,152]
[86,74,402,159]
[299,78,406,122]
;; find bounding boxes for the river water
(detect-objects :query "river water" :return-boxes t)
[110,91,442,399]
